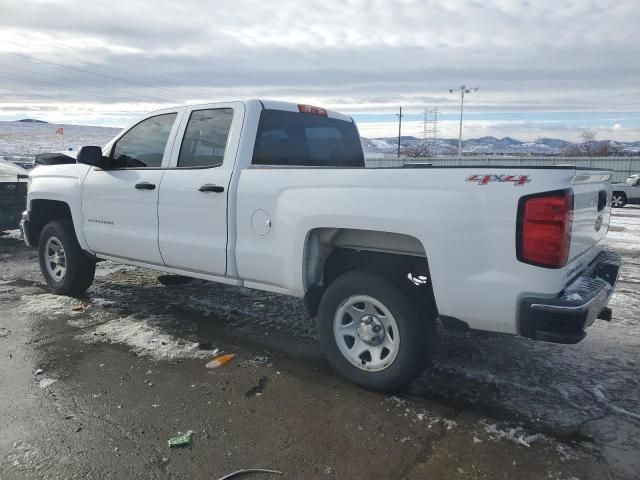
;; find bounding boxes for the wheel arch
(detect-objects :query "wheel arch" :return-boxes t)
[302,227,438,318]
[27,199,74,246]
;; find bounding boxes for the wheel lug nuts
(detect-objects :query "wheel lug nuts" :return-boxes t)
[373,325,382,332]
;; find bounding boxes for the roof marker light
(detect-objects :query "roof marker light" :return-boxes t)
[298,104,328,116]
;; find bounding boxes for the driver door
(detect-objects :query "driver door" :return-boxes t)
[81,109,183,264]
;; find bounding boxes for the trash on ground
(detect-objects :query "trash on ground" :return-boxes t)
[0,327,10,338]
[198,341,216,351]
[167,432,192,448]
[39,378,58,389]
[245,376,268,397]
[71,305,83,312]
[247,355,269,366]
[206,353,235,369]
[35,368,44,375]
[217,468,282,480]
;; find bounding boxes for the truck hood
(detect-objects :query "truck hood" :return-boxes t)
[29,162,90,180]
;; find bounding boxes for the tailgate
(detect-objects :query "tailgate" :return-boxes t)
[569,170,612,262]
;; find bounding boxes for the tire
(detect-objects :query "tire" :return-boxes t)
[317,270,435,392]
[611,192,627,208]
[38,220,95,295]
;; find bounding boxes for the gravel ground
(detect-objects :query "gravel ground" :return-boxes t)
[0,206,639,479]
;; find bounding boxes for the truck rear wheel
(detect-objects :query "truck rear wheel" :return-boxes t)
[38,220,95,295]
[317,270,434,392]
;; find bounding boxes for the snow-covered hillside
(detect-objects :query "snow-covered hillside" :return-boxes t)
[0,121,121,159]
[2,120,639,161]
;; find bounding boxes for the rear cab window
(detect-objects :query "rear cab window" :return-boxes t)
[252,109,364,167]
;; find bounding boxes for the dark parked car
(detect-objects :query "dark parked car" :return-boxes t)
[0,160,28,232]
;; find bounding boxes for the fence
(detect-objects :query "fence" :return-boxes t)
[365,156,640,183]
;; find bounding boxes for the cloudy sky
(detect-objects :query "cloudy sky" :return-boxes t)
[0,0,639,141]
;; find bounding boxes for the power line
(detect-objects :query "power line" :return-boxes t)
[0,38,227,100]
[2,49,179,103]
[0,71,159,104]
[0,84,147,118]
[0,61,174,104]
[0,86,62,104]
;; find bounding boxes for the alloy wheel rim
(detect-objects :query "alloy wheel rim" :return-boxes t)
[333,295,400,372]
[45,236,67,282]
[612,195,623,207]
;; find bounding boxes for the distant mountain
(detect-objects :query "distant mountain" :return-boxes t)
[362,135,640,156]
[17,118,48,124]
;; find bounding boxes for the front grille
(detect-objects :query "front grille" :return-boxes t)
[0,182,27,206]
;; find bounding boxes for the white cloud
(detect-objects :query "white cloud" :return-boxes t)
[0,0,638,139]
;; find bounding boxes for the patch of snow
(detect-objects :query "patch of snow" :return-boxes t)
[38,378,58,389]
[89,297,118,308]
[77,315,214,361]
[18,294,80,316]
[94,261,138,278]
[385,397,455,431]
[482,422,545,447]
[1,229,22,241]
[610,405,640,421]
[592,385,607,402]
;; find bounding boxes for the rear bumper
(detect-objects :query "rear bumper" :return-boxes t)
[519,251,621,344]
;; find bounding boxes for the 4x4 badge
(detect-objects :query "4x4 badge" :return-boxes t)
[466,174,531,186]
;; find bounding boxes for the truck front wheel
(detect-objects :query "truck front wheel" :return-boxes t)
[317,270,434,392]
[38,220,95,295]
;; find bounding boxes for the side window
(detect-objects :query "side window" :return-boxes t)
[111,113,177,168]
[178,108,233,168]
[252,109,364,167]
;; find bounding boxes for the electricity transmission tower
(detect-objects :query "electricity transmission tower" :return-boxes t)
[421,107,440,157]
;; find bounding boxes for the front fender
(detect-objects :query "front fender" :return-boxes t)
[28,164,91,251]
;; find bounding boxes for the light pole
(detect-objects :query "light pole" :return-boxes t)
[449,85,478,158]
[396,106,403,158]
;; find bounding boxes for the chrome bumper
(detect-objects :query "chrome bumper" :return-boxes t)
[20,211,30,247]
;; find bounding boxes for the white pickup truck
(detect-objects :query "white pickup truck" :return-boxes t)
[21,100,621,391]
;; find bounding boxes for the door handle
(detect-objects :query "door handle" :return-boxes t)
[135,182,156,190]
[198,184,224,193]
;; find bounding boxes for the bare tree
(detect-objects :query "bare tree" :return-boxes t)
[400,143,432,158]
[563,128,613,157]
[580,128,596,156]
[593,140,623,156]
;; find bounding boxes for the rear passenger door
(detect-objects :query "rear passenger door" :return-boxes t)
[157,102,244,275]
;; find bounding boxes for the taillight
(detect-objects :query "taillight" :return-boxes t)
[517,189,573,268]
[298,104,328,116]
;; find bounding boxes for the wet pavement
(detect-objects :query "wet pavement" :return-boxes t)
[1,208,639,479]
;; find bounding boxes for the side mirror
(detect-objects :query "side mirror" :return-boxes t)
[77,146,107,168]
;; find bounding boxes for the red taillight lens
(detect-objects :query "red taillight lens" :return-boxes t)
[298,104,328,116]
[517,190,573,268]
